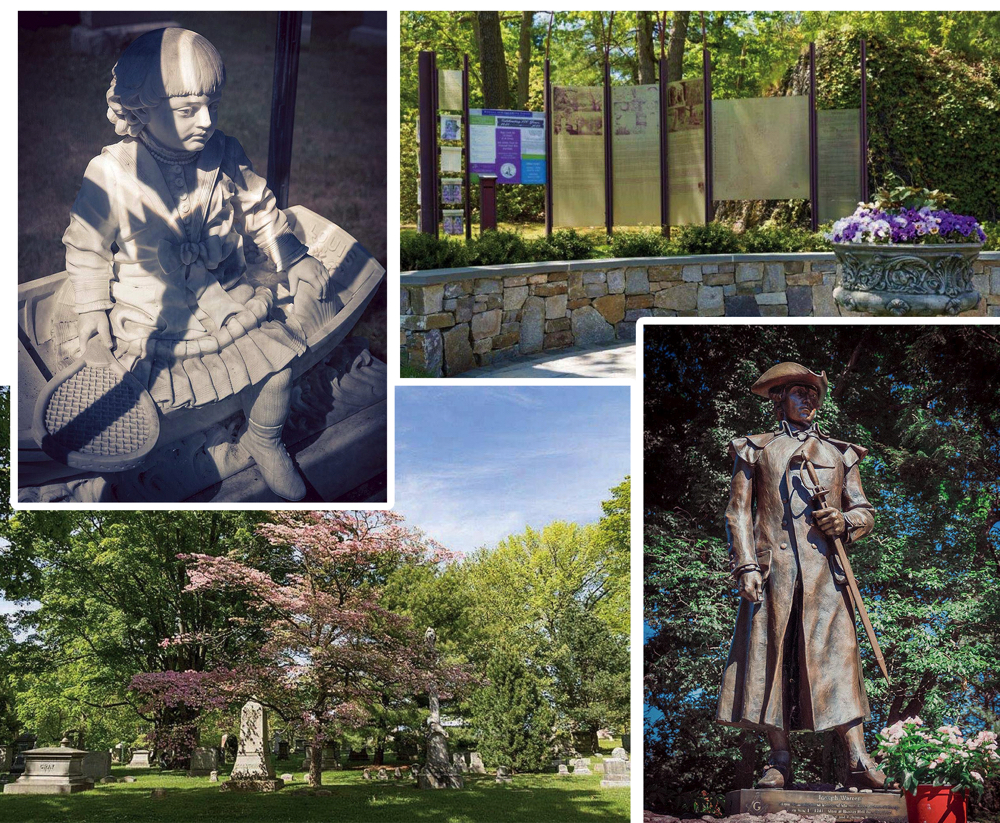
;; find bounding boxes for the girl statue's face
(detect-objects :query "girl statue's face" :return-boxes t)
[145,92,221,152]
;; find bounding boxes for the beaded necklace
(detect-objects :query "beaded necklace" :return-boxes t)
[139,131,199,165]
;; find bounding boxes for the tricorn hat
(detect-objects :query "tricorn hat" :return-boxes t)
[751,362,828,403]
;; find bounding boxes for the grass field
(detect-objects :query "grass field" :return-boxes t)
[0,764,630,823]
[19,12,386,359]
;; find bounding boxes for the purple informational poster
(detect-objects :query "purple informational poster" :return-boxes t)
[468,109,546,185]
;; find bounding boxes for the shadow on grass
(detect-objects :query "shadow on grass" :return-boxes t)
[0,770,628,823]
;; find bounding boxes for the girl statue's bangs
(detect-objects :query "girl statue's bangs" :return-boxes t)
[160,31,226,98]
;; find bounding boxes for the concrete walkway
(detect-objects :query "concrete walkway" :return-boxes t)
[461,340,636,379]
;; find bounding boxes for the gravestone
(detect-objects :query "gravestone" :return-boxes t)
[558,764,569,775]
[495,765,512,784]
[3,738,93,794]
[81,750,111,782]
[362,768,371,781]
[188,746,220,777]
[453,752,469,773]
[9,733,38,778]
[600,756,630,789]
[112,742,127,764]
[611,747,628,761]
[394,767,402,779]
[468,751,487,775]
[127,749,153,768]
[416,627,464,790]
[278,740,289,760]
[209,770,219,782]
[377,767,388,781]
[221,699,284,792]
[571,757,592,776]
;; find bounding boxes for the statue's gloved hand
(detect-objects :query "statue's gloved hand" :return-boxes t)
[77,309,113,356]
[286,254,331,302]
[814,507,846,538]
[738,570,763,603]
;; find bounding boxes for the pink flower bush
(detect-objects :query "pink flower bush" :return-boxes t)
[876,717,999,795]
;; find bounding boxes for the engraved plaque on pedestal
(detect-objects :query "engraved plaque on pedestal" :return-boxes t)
[725,788,908,822]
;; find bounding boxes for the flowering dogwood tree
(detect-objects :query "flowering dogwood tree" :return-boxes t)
[133,511,469,786]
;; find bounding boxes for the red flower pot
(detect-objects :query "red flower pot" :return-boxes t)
[905,785,967,823]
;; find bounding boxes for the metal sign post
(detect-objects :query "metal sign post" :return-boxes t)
[267,11,302,210]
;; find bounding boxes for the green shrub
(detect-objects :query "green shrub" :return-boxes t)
[400,231,469,271]
[982,222,1000,251]
[526,229,599,262]
[609,229,669,258]
[738,225,828,253]
[466,230,530,266]
[671,222,742,255]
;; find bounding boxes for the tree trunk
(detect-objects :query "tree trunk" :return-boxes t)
[734,733,758,789]
[636,11,656,85]
[665,11,690,83]
[476,11,510,109]
[374,737,385,767]
[308,738,323,787]
[516,11,533,109]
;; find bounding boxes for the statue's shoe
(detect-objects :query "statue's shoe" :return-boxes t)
[848,763,888,790]
[241,421,307,501]
[757,753,791,789]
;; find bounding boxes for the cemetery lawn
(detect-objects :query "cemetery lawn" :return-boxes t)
[0,767,630,823]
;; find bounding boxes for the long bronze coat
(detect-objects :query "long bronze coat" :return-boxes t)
[716,423,874,733]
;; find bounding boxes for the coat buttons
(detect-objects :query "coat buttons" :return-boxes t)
[781,520,788,528]
[780,543,788,550]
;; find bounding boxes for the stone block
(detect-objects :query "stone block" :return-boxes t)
[568,285,587,300]
[582,271,606,285]
[520,296,545,354]
[704,271,735,286]
[409,284,444,315]
[681,265,703,283]
[547,272,569,282]
[787,285,814,317]
[546,318,571,333]
[625,268,650,295]
[990,306,1000,317]
[503,276,528,287]
[401,312,454,331]
[400,288,410,315]
[736,282,763,296]
[593,293,625,324]
[454,296,474,323]
[812,285,839,316]
[763,263,786,292]
[474,278,502,295]
[585,283,609,298]
[443,298,457,311]
[759,305,789,317]
[472,338,492,355]
[990,270,1000,295]
[534,282,568,297]
[444,281,470,298]
[786,272,823,286]
[607,269,626,293]
[615,321,636,340]
[625,308,652,322]
[567,298,590,310]
[755,292,788,306]
[528,274,548,284]
[701,264,718,274]
[724,295,761,317]
[545,294,568,319]
[697,285,724,316]
[568,271,583,290]
[571,306,615,346]
[654,282,698,312]
[783,261,804,273]
[736,262,763,283]
[407,330,443,376]
[544,331,573,349]
[504,285,529,311]
[626,294,654,310]
[443,325,476,376]
[647,265,682,282]
[973,274,989,297]
[471,309,502,340]
[718,263,736,273]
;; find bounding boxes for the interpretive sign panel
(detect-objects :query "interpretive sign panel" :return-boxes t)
[552,86,605,228]
[612,85,660,226]
[438,69,463,111]
[818,108,862,224]
[712,96,810,201]
[469,109,546,185]
[725,789,907,823]
[667,77,706,226]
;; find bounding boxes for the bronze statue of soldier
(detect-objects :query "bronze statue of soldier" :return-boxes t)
[716,362,887,790]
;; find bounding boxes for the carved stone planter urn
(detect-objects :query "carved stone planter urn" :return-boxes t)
[832,242,982,316]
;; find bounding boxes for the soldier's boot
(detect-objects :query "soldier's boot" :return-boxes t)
[848,753,888,790]
[757,751,791,789]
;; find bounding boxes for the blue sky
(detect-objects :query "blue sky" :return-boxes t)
[394,385,631,555]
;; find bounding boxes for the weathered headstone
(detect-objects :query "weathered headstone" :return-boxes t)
[600,757,630,789]
[394,767,402,779]
[558,764,569,775]
[571,757,592,776]
[220,699,284,793]
[81,750,112,782]
[495,765,512,784]
[127,749,153,768]
[9,733,37,778]
[280,773,294,781]
[377,767,388,781]
[611,747,629,761]
[468,751,487,775]
[209,770,219,782]
[362,768,371,781]
[188,746,220,777]
[416,628,464,790]
[3,739,94,794]
[452,752,469,773]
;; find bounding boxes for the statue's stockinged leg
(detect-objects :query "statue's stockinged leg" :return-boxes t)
[837,719,887,789]
[241,367,306,501]
[759,729,791,788]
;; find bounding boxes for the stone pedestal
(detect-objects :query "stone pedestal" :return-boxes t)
[223,699,284,793]
[3,746,93,794]
[725,788,908,822]
[127,749,153,768]
[600,757,630,789]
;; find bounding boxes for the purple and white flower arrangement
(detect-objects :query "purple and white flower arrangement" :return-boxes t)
[828,174,986,246]
[875,716,999,795]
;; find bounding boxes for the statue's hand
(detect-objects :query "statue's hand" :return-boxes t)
[77,310,113,356]
[814,507,846,538]
[738,570,763,603]
[287,255,331,301]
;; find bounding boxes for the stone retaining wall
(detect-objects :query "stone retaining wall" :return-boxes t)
[401,252,1000,376]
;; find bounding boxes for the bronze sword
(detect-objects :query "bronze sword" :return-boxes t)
[803,458,891,685]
